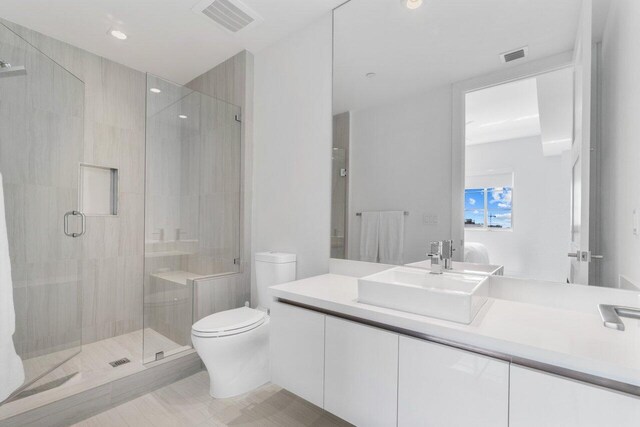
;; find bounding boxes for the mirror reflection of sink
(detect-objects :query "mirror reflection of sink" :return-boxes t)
[405,260,504,276]
[358,267,489,324]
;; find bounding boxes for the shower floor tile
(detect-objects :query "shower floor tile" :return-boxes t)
[21,328,185,391]
[0,329,193,422]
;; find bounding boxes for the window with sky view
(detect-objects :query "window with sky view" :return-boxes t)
[465,187,512,229]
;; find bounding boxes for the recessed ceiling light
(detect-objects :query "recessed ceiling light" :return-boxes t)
[149,88,161,94]
[109,29,127,40]
[366,72,377,78]
[178,115,188,119]
[403,0,423,10]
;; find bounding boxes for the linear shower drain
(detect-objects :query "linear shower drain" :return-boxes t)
[109,357,131,367]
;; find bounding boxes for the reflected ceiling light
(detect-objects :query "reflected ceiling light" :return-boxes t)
[178,114,188,119]
[149,88,161,94]
[366,72,377,78]
[109,29,128,40]
[403,0,423,10]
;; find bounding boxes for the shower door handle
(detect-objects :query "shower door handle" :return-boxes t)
[64,210,86,238]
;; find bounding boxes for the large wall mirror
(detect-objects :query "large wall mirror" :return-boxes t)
[331,0,638,289]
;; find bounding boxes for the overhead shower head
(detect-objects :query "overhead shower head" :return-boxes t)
[0,59,26,78]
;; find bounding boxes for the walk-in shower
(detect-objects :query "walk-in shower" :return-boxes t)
[0,18,242,408]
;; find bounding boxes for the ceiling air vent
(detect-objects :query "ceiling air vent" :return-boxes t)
[500,46,528,63]
[192,0,263,33]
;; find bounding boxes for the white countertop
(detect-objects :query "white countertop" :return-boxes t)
[269,272,640,388]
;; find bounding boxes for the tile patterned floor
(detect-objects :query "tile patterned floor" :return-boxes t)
[72,371,352,427]
[19,328,186,395]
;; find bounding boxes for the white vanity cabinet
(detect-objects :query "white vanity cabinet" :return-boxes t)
[270,300,640,427]
[324,317,399,427]
[269,301,326,407]
[509,365,640,427]
[398,336,509,427]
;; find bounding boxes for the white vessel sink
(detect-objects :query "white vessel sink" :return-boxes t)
[358,267,489,324]
[405,260,504,276]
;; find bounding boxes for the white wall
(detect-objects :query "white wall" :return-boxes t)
[252,15,333,298]
[465,136,571,282]
[599,0,640,289]
[347,86,453,264]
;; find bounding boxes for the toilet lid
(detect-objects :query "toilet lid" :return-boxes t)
[192,307,267,334]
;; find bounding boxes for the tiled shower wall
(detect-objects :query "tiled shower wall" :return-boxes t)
[186,51,254,319]
[2,19,146,345]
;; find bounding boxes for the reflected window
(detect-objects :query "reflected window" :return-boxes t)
[465,187,512,230]
[464,188,485,227]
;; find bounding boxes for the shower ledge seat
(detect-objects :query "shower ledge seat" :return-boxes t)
[151,270,201,286]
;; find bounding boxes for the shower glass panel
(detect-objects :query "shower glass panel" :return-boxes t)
[0,22,84,399]
[331,148,347,259]
[144,74,241,363]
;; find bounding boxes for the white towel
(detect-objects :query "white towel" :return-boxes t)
[359,211,380,262]
[379,211,405,265]
[464,242,491,264]
[0,173,25,401]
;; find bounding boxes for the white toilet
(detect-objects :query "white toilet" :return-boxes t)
[191,252,296,398]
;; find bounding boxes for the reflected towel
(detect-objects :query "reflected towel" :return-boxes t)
[379,211,405,265]
[0,173,25,401]
[464,241,491,264]
[359,211,380,262]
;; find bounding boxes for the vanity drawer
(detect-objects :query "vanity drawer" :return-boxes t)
[398,336,509,427]
[324,316,399,427]
[510,365,640,427]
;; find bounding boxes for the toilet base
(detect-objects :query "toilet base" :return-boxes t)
[193,317,271,399]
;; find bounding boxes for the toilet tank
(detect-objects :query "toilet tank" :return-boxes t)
[255,252,296,310]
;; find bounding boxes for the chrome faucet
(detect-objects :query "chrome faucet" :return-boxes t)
[428,240,454,274]
[598,304,640,331]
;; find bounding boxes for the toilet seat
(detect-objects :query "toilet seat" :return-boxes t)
[192,307,267,338]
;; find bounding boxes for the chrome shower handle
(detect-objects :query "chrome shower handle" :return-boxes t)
[64,210,86,238]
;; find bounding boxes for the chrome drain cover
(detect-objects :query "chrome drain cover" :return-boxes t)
[109,358,131,368]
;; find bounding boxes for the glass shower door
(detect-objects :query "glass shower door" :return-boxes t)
[143,74,242,363]
[0,22,84,399]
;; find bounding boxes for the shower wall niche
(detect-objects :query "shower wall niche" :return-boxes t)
[143,74,242,362]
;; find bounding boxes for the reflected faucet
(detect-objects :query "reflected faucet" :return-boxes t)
[428,240,454,274]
